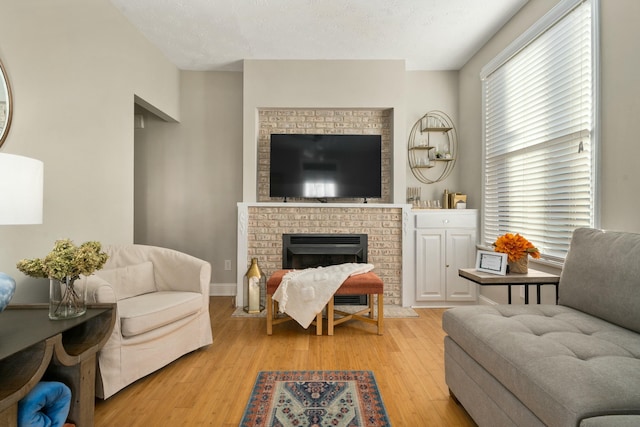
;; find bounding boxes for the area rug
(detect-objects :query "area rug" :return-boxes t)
[232,304,418,318]
[240,370,391,427]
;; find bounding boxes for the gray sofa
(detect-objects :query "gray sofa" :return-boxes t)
[443,228,640,427]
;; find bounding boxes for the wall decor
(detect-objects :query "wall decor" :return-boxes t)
[0,57,12,148]
[408,110,457,184]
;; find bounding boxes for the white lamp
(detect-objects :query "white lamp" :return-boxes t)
[0,153,44,311]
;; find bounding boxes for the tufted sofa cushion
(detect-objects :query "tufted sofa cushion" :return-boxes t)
[443,305,640,427]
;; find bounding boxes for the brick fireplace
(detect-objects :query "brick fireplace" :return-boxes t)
[282,233,369,304]
[236,108,408,307]
[236,203,411,307]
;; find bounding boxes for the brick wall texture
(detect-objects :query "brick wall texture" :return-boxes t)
[257,108,393,203]
[246,206,403,305]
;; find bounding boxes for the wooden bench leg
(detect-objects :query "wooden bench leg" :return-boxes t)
[266,294,273,335]
[327,297,335,336]
[377,293,384,335]
[369,293,375,319]
[316,311,322,335]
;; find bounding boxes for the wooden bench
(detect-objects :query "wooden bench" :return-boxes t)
[266,269,384,336]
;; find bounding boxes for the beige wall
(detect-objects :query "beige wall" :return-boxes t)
[0,0,179,302]
[243,60,409,204]
[405,71,461,204]
[458,0,640,303]
[134,71,243,284]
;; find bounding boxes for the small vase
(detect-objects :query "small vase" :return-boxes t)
[0,272,16,313]
[49,276,86,320]
[508,256,529,274]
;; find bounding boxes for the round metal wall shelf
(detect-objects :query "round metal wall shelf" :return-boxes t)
[407,110,457,184]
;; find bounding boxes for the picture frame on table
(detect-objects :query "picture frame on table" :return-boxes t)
[475,250,508,275]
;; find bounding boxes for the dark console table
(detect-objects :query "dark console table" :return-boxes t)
[0,304,115,427]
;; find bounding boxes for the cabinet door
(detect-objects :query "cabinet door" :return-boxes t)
[415,229,446,301]
[445,229,478,301]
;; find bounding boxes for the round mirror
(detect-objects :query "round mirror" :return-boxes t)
[0,58,13,148]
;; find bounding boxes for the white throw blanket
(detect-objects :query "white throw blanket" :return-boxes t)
[272,263,374,328]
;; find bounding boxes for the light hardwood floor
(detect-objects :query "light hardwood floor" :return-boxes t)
[94,297,476,426]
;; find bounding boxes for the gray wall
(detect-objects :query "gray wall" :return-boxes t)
[134,71,243,285]
[459,0,640,303]
[0,0,179,302]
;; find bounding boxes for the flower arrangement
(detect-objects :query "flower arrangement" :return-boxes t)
[16,239,108,281]
[493,233,540,262]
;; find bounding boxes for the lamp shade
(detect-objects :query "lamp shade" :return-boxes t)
[0,153,43,224]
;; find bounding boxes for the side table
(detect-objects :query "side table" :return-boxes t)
[0,304,116,427]
[458,268,560,304]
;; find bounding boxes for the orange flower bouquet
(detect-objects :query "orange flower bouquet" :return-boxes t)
[493,233,539,273]
[493,233,540,261]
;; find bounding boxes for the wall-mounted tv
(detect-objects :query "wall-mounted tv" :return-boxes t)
[269,134,382,200]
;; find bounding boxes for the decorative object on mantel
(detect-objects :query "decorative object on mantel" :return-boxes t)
[16,239,108,319]
[244,257,266,314]
[0,56,14,148]
[407,110,457,184]
[0,153,44,313]
[493,233,540,274]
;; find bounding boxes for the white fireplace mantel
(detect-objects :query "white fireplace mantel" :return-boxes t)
[236,202,413,308]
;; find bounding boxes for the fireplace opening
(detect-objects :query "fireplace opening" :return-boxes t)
[282,233,368,305]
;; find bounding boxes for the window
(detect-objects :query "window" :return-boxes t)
[481,0,598,262]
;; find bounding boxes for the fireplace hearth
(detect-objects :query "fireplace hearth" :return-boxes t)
[282,233,368,305]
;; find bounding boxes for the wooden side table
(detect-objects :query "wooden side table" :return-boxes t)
[0,304,116,427]
[458,268,560,304]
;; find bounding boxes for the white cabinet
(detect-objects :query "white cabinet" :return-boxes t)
[414,210,477,303]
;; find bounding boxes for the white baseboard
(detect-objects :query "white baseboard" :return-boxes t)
[209,282,237,297]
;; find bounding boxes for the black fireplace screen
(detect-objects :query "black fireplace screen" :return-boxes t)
[282,233,368,305]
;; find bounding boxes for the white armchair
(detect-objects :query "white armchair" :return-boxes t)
[82,244,213,399]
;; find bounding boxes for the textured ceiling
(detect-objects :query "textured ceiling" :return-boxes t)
[109,0,528,72]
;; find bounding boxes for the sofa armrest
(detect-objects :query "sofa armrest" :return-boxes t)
[147,249,211,295]
[102,245,211,296]
[82,275,117,304]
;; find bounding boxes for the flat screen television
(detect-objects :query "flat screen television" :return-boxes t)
[270,134,382,200]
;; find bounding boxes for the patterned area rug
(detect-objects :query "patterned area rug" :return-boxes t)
[240,370,391,427]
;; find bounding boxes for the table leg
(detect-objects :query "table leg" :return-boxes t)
[316,311,322,336]
[537,285,541,304]
[524,285,529,304]
[266,294,273,335]
[377,294,384,335]
[508,286,512,304]
[327,298,335,336]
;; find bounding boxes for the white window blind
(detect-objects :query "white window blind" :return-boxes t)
[481,0,597,261]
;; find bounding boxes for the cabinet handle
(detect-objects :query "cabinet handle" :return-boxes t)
[446,264,450,267]
[443,219,449,224]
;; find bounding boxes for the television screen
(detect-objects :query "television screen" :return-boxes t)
[269,134,382,199]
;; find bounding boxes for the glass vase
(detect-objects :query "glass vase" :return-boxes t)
[49,276,86,319]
